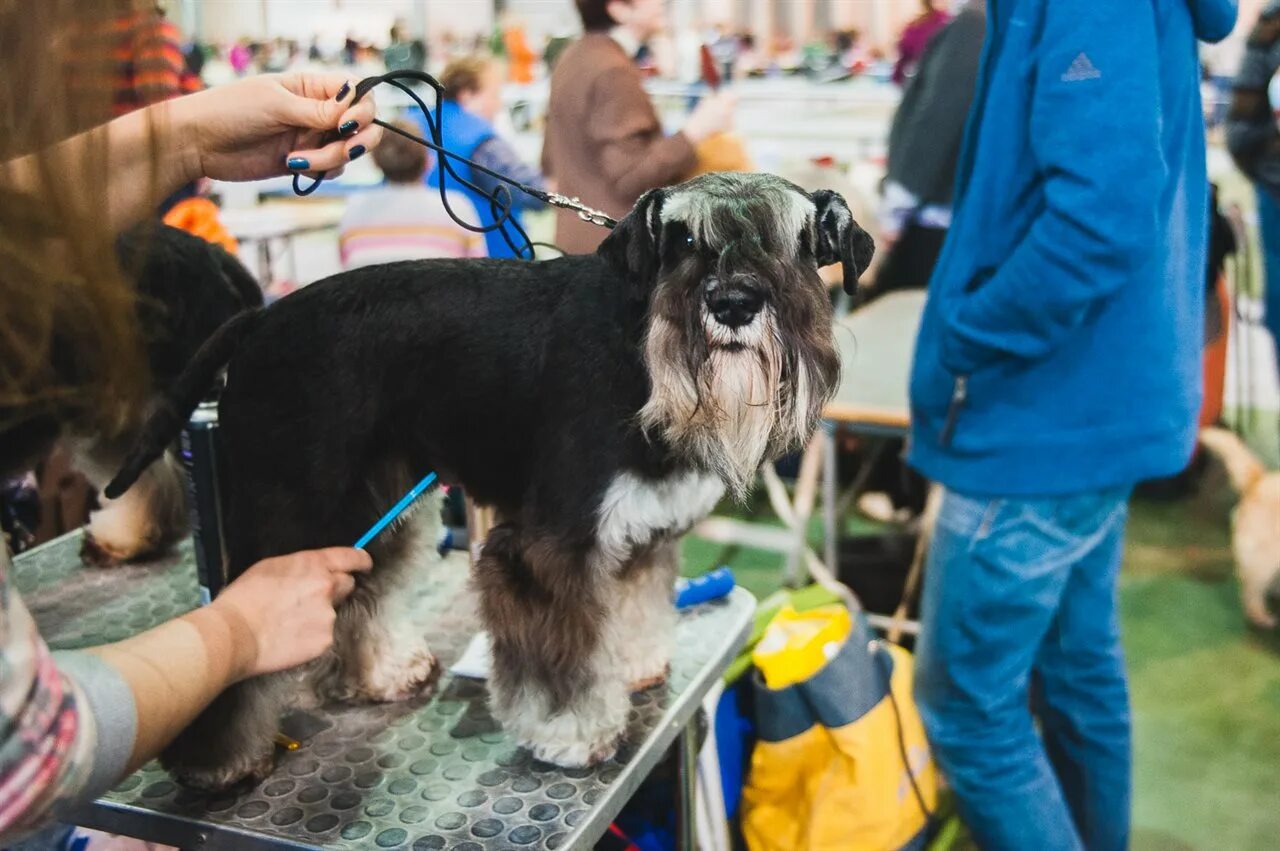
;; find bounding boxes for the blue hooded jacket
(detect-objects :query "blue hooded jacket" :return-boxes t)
[421,100,525,259]
[907,0,1237,497]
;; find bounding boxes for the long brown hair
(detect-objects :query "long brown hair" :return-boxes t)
[0,0,153,443]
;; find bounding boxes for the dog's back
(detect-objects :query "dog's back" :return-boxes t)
[214,253,648,520]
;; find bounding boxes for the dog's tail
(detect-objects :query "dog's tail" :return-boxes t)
[104,309,262,499]
[1199,427,1266,494]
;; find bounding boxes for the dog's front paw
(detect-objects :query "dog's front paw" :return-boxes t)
[501,700,627,769]
[527,735,619,769]
[80,531,130,567]
[168,746,276,793]
[628,664,670,693]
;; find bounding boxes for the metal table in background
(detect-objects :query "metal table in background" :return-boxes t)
[221,203,346,289]
[14,533,754,851]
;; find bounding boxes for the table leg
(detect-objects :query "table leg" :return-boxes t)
[783,431,824,587]
[287,234,299,287]
[257,239,273,288]
[675,720,699,851]
[822,421,838,579]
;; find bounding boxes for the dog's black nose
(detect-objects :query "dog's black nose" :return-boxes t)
[706,283,765,329]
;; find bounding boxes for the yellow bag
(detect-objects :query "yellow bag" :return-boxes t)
[743,606,937,851]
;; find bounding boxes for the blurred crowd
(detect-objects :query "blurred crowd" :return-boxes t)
[176,13,930,90]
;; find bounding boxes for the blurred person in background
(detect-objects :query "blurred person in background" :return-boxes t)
[69,0,202,119]
[892,0,951,86]
[907,1,1236,849]
[385,20,427,73]
[340,118,485,268]
[542,0,736,253]
[418,55,549,259]
[0,0,387,840]
[876,0,985,294]
[502,16,538,84]
[229,37,253,75]
[1227,2,1280,377]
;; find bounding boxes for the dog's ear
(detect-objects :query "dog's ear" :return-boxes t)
[810,189,875,295]
[598,189,664,293]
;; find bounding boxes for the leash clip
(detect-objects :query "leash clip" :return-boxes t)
[545,193,617,229]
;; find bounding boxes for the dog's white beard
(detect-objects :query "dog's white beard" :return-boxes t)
[641,312,810,499]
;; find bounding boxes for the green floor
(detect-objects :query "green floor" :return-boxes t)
[682,421,1280,851]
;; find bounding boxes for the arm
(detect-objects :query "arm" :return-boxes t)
[470,137,548,211]
[939,2,1163,375]
[0,73,380,235]
[589,66,696,202]
[0,547,369,838]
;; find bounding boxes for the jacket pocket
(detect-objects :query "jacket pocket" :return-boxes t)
[938,374,969,447]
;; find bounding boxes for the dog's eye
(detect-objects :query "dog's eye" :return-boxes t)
[684,233,695,249]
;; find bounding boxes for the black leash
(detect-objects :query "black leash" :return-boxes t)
[292,70,616,260]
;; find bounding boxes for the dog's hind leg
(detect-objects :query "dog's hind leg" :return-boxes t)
[315,490,444,704]
[612,540,679,692]
[71,435,188,566]
[162,470,359,790]
[161,671,298,792]
[476,524,629,768]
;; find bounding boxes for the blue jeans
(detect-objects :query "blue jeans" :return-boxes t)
[1255,188,1280,376]
[915,487,1132,851]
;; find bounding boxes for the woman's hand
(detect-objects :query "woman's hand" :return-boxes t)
[209,547,373,679]
[170,73,384,184]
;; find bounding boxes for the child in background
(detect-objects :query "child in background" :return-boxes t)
[338,118,485,268]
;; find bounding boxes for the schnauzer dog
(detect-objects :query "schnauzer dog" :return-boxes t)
[107,172,873,790]
[0,223,260,564]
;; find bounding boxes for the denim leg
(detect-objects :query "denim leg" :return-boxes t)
[1032,493,1132,851]
[1255,188,1280,377]
[915,488,1128,851]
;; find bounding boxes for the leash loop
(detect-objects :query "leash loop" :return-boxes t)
[290,70,617,259]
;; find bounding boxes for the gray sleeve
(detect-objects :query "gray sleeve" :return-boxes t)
[885,9,984,206]
[51,650,137,800]
[1227,40,1280,196]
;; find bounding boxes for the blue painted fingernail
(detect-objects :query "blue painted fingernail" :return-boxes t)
[339,119,359,137]
[348,145,366,161]
[335,81,351,101]
[286,156,310,171]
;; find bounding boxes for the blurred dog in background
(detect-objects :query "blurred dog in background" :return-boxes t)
[1200,427,1280,628]
[0,223,261,564]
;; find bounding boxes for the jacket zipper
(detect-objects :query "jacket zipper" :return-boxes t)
[939,375,968,447]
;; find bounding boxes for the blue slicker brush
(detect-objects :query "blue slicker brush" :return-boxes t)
[354,473,438,549]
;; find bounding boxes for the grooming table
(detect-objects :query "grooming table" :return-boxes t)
[693,290,925,632]
[14,533,754,851]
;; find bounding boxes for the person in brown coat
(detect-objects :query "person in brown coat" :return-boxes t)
[542,0,736,253]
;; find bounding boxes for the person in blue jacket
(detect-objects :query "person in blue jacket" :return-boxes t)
[907,2,1237,849]
[419,55,549,259]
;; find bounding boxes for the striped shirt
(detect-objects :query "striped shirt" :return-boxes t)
[339,185,487,269]
[0,546,136,841]
[67,12,200,121]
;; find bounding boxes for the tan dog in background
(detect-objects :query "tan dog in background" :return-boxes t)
[1199,428,1280,628]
